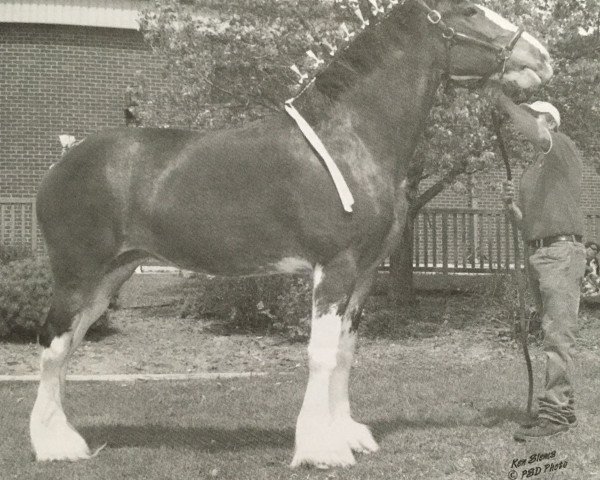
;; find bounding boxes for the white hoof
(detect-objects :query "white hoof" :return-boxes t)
[334,419,379,454]
[30,414,93,462]
[291,416,355,469]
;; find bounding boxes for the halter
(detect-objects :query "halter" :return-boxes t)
[414,0,525,80]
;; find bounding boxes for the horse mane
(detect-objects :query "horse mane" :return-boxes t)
[313,2,418,101]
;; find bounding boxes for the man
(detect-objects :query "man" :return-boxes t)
[497,91,586,441]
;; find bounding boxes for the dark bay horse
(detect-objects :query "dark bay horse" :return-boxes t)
[30,0,552,468]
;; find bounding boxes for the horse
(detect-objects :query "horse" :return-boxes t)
[30,0,553,469]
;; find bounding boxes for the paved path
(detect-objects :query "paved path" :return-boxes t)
[0,372,269,382]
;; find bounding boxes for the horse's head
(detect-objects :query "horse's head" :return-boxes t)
[417,0,552,89]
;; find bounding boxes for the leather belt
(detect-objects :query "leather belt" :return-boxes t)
[527,234,583,249]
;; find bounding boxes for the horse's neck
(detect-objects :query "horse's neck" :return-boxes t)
[348,49,440,171]
[301,43,441,177]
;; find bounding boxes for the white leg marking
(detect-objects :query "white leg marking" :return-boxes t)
[292,306,355,468]
[30,298,109,462]
[330,331,379,455]
[313,264,323,289]
[30,333,92,461]
[272,257,313,274]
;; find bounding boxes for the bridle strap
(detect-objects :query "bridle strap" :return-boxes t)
[412,0,525,79]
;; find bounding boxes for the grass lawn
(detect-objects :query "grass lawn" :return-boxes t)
[2,347,600,479]
[1,274,600,479]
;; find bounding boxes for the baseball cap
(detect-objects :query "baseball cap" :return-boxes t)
[520,101,561,127]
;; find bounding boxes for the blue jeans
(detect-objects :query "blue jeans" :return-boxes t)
[527,241,586,424]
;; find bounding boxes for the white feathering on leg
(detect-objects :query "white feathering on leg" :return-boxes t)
[292,306,355,468]
[330,331,379,454]
[30,333,92,461]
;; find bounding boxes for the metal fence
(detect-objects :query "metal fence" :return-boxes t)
[413,208,519,273]
[0,197,38,254]
[413,208,600,273]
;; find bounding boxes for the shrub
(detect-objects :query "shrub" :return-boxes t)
[0,243,32,265]
[473,272,540,337]
[0,258,53,339]
[0,257,112,341]
[180,274,312,339]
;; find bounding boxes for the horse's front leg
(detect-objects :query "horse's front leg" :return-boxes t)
[291,254,378,468]
[329,267,379,456]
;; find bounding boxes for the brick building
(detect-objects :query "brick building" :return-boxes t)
[0,0,162,199]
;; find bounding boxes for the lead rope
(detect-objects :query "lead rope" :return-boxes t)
[492,109,534,415]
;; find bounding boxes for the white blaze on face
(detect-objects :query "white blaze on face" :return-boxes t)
[476,5,550,59]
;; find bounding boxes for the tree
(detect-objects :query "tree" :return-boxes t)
[135,0,599,305]
[388,87,500,305]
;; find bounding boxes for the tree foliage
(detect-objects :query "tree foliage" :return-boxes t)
[136,0,357,129]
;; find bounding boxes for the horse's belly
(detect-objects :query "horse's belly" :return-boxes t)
[127,209,317,276]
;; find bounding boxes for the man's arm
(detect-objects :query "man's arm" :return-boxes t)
[494,92,552,153]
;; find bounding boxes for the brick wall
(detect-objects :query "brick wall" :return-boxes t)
[0,23,162,197]
[426,162,600,214]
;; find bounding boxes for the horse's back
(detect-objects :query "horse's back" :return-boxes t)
[36,119,397,275]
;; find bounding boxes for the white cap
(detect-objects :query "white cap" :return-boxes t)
[520,101,561,127]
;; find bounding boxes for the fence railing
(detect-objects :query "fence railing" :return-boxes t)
[2,199,600,274]
[0,197,38,254]
[411,208,520,273]
[412,208,600,273]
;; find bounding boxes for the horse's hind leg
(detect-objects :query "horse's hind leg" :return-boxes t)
[30,254,141,461]
[291,253,379,468]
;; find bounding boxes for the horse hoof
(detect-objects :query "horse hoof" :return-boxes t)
[290,447,356,469]
[31,421,93,462]
[291,417,356,468]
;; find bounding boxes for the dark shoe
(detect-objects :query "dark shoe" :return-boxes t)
[520,414,577,429]
[514,418,569,442]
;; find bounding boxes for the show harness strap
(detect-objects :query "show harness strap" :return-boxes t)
[284,99,355,213]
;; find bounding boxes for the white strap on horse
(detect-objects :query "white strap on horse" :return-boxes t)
[284,100,355,213]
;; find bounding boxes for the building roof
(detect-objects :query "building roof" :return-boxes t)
[0,0,146,30]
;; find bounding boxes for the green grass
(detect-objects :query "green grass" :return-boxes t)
[2,352,599,479]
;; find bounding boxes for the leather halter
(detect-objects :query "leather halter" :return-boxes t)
[414,0,525,80]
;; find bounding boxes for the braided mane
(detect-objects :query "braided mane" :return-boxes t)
[311,2,416,100]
